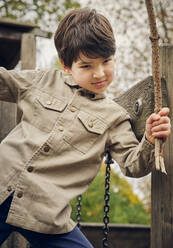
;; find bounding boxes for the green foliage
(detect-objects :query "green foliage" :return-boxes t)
[0,0,80,29]
[71,164,150,225]
[64,0,80,9]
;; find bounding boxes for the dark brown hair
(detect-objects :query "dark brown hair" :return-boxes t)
[54,8,116,68]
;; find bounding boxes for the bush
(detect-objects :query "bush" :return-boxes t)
[70,164,150,225]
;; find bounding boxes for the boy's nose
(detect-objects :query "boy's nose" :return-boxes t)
[93,66,105,78]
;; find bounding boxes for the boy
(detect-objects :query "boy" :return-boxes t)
[0,7,171,248]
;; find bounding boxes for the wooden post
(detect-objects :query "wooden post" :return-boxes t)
[21,33,36,70]
[1,33,36,248]
[17,33,36,123]
[151,45,173,248]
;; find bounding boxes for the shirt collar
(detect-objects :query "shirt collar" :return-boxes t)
[64,75,105,100]
[64,75,78,87]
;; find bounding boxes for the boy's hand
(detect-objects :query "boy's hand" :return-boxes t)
[145,107,171,144]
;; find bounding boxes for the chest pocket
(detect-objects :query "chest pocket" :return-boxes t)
[63,111,107,154]
[31,92,67,132]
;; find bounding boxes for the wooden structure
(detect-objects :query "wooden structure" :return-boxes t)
[151,45,173,248]
[0,18,173,248]
[0,18,50,69]
[0,18,50,248]
[82,223,150,248]
[115,45,173,248]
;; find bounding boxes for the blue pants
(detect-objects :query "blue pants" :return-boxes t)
[0,194,93,248]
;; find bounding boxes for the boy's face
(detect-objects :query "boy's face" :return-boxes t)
[64,53,115,94]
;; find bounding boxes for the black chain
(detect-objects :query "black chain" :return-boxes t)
[76,194,82,229]
[76,151,113,247]
[102,151,113,248]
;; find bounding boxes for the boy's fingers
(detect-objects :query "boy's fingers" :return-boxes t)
[146,107,170,125]
[146,108,171,143]
[146,113,160,125]
[151,116,170,127]
[152,130,170,138]
[159,107,170,116]
[152,123,170,132]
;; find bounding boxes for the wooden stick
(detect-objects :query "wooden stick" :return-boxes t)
[145,0,167,174]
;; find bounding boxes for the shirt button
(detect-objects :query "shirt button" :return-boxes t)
[88,121,94,128]
[7,186,12,192]
[17,191,23,198]
[58,126,64,132]
[27,166,34,172]
[43,145,50,152]
[70,106,76,112]
[46,100,52,105]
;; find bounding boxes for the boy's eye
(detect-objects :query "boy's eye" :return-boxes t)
[80,65,90,69]
[103,58,111,63]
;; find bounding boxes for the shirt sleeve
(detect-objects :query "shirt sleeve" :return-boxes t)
[108,112,155,178]
[0,67,43,103]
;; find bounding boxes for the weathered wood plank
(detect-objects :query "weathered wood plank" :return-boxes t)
[114,76,168,140]
[81,223,150,248]
[16,33,36,124]
[151,45,173,248]
[0,18,51,38]
[21,33,36,70]
[0,27,21,41]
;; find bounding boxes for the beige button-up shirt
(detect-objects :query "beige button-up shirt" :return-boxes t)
[0,67,154,234]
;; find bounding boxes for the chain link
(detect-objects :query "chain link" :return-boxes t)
[75,151,113,246]
[102,151,113,248]
[76,194,82,229]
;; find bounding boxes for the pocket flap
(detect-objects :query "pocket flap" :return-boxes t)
[78,111,107,134]
[37,93,67,112]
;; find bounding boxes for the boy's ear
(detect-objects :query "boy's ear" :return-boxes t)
[60,60,72,75]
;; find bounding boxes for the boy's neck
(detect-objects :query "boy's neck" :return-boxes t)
[64,74,106,100]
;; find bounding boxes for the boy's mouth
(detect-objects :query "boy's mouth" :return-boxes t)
[92,80,106,87]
